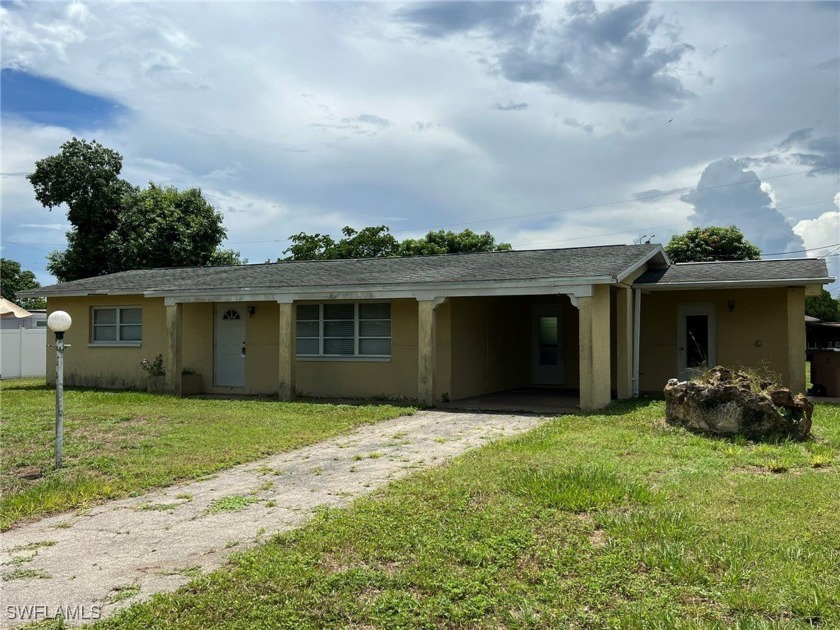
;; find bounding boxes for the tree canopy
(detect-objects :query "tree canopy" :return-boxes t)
[28,138,241,282]
[109,183,227,269]
[664,226,761,263]
[284,227,511,261]
[0,259,46,310]
[806,289,840,322]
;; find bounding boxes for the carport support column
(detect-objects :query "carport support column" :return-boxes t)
[578,285,611,411]
[165,302,183,395]
[615,286,633,400]
[786,287,806,394]
[278,300,296,401]
[417,299,438,406]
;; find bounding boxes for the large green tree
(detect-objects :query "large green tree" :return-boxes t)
[110,183,227,269]
[806,289,840,322]
[665,226,761,263]
[284,227,511,260]
[28,138,240,282]
[398,229,512,256]
[28,138,135,281]
[0,259,46,310]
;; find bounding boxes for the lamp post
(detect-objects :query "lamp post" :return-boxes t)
[47,311,72,469]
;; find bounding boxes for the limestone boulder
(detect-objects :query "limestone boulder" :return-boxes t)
[664,366,812,440]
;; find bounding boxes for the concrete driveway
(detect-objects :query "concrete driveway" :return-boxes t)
[1,410,549,627]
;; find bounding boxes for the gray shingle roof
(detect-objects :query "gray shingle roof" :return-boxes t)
[635,258,832,287]
[25,244,662,297]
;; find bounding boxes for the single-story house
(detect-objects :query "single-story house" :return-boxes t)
[22,244,833,410]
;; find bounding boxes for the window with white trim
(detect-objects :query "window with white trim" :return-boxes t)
[296,303,391,358]
[91,307,142,343]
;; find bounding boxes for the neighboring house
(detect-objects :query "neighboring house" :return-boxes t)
[806,317,840,350]
[0,309,47,330]
[21,245,833,410]
[0,300,47,379]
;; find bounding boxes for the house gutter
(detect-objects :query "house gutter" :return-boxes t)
[635,278,834,291]
[24,275,620,301]
[632,288,642,398]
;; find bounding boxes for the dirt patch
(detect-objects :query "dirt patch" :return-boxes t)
[589,529,607,547]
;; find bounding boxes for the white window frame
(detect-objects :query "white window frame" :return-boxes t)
[90,306,143,347]
[296,302,391,361]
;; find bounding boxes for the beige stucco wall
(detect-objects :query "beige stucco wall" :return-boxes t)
[46,295,167,389]
[639,287,805,394]
[294,298,420,400]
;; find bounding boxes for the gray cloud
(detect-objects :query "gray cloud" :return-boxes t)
[398,1,536,39]
[778,127,812,151]
[311,113,393,136]
[633,187,688,202]
[817,57,839,71]
[789,136,840,176]
[776,128,839,176]
[562,117,594,134]
[494,101,528,111]
[400,1,694,109]
[499,1,694,109]
[345,114,392,128]
[682,158,805,255]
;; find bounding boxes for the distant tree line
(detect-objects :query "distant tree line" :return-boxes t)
[0,258,45,310]
[283,226,511,261]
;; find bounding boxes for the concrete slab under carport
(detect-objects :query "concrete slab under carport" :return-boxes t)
[438,388,580,415]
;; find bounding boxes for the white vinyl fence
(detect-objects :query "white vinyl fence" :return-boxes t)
[0,328,47,379]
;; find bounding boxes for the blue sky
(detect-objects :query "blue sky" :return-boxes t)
[1,1,838,293]
[1,69,125,129]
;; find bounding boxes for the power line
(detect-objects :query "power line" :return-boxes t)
[388,164,839,235]
[761,242,840,256]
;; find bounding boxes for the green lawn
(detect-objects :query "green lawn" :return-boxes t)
[91,399,840,629]
[0,379,412,530]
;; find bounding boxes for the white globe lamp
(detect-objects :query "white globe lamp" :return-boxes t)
[47,310,72,469]
[47,311,72,333]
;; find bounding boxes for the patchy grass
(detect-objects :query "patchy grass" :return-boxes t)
[2,568,51,581]
[206,495,259,514]
[93,400,840,629]
[106,585,140,604]
[0,379,412,529]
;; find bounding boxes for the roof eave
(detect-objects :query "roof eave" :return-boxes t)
[636,277,835,291]
[615,246,669,283]
[32,275,622,301]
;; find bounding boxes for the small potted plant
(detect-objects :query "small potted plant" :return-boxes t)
[181,368,203,396]
[140,354,166,393]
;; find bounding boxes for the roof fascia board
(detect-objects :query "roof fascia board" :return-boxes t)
[26,289,151,299]
[160,281,601,305]
[636,278,834,291]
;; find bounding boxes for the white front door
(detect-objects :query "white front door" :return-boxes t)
[677,303,717,380]
[532,306,565,385]
[214,304,246,387]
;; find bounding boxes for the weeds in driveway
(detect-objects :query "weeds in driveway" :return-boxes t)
[96,400,840,628]
[206,495,259,514]
[0,379,413,529]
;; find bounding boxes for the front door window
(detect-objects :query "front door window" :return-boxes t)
[533,307,565,385]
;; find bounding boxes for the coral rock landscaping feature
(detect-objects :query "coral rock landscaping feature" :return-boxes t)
[664,366,813,440]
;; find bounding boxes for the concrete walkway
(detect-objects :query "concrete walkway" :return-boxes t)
[0,410,549,627]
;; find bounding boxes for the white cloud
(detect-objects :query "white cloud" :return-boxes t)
[0,1,837,291]
[794,208,840,257]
